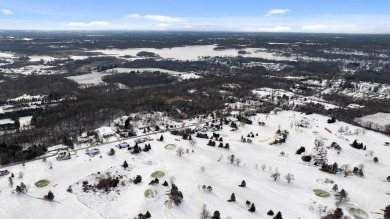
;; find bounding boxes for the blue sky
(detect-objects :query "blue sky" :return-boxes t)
[0,0,389,33]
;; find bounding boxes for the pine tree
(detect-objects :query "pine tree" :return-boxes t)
[211,210,220,219]
[228,193,236,202]
[47,191,54,200]
[160,135,164,141]
[332,184,338,192]
[248,203,256,212]
[267,210,274,216]
[333,208,343,219]
[123,161,128,168]
[274,211,283,219]
[384,205,390,219]
[239,180,246,187]
[145,211,151,218]
[162,181,168,186]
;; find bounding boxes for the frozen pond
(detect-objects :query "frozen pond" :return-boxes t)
[90,45,297,61]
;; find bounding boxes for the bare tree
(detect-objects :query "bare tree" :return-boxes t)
[200,204,210,219]
[285,173,295,183]
[169,176,176,185]
[176,147,184,157]
[235,158,242,166]
[228,154,235,164]
[201,166,205,173]
[18,171,23,179]
[190,138,197,147]
[340,164,350,177]
[217,155,223,162]
[271,172,280,181]
[261,163,266,171]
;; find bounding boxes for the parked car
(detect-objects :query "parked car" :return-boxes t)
[116,142,130,149]
[134,138,146,144]
[0,170,10,177]
[56,152,71,161]
[85,148,100,156]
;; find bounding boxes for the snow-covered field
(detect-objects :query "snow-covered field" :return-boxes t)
[66,72,110,85]
[0,111,389,219]
[355,113,390,132]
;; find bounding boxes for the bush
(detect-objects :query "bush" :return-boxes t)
[296,146,305,155]
[133,175,142,184]
[108,148,115,156]
[301,155,312,162]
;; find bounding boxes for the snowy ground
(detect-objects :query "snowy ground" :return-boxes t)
[0,111,389,219]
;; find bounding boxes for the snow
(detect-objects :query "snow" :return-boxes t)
[0,118,14,125]
[179,73,202,80]
[106,67,190,76]
[355,113,390,132]
[66,72,110,85]
[0,111,389,219]
[8,94,45,102]
[28,55,56,62]
[1,65,59,75]
[0,52,15,58]
[19,116,33,128]
[90,45,296,61]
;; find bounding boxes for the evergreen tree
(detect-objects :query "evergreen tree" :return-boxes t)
[123,161,128,168]
[47,191,54,200]
[211,210,220,219]
[145,211,151,218]
[248,203,256,212]
[274,211,283,219]
[384,205,390,219]
[332,184,338,192]
[160,135,164,141]
[162,181,168,186]
[228,193,236,202]
[333,208,343,219]
[239,180,246,187]
[267,210,274,216]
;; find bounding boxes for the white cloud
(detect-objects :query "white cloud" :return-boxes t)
[257,26,291,32]
[158,23,170,27]
[267,9,290,15]
[144,15,184,23]
[66,21,110,27]
[302,25,326,31]
[125,14,141,18]
[89,21,110,26]
[1,9,13,15]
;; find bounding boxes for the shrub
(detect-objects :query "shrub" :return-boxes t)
[301,155,312,162]
[296,146,305,155]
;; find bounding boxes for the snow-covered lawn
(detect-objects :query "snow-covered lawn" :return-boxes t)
[0,111,389,219]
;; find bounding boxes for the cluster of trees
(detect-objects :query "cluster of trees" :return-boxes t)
[0,143,47,165]
[351,139,366,150]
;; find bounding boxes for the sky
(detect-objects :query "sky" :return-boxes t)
[0,0,390,33]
